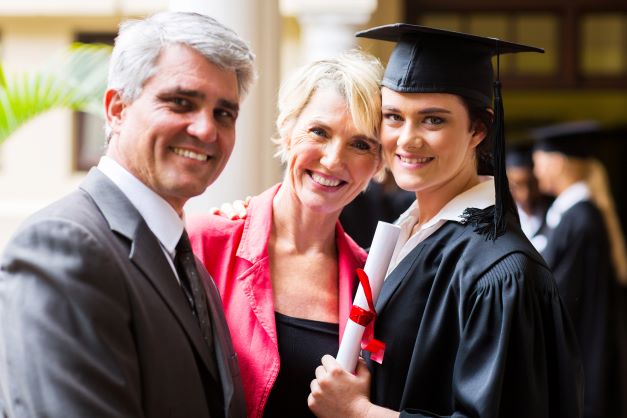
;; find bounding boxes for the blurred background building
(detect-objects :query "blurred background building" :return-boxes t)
[0,0,626,250]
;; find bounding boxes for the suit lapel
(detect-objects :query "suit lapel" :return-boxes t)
[197,264,246,418]
[80,168,218,379]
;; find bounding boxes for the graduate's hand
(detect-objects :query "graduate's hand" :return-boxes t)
[308,355,372,418]
[209,196,251,220]
[308,355,400,418]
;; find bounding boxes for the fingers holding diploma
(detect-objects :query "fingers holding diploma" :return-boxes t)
[308,355,371,418]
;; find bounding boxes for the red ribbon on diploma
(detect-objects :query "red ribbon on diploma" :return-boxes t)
[349,268,385,364]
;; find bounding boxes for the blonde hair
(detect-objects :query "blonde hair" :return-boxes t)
[272,50,383,165]
[585,159,627,284]
[565,156,627,284]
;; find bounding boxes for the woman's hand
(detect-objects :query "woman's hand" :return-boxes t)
[308,355,372,418]
[209,196,251,220]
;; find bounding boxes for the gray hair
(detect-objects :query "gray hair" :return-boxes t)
[106,11,256,139]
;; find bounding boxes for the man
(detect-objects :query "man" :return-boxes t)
[0,11,255,417]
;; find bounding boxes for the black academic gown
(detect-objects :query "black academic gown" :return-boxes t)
[366,213,583,418]
[542,200,627,418]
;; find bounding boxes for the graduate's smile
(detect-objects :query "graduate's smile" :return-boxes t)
[397,153,435,169]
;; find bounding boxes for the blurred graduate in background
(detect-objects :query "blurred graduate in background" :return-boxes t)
[506,143,552,250]
[532,120,627,418]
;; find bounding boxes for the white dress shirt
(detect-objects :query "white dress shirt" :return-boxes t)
[97,156,184,277]
[545,181,591,229]
[387,177,496,276]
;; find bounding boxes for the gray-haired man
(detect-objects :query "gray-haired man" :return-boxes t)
[0,11,255,417]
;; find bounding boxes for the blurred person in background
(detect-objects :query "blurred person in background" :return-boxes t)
[339,173,414,248]
[506,143,552,250]
[187,50,384,418]
[533,120,627,418]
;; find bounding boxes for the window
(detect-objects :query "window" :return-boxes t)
[406,0,627,89]
[73,32,114,172]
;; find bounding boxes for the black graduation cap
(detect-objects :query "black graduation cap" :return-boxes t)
[356,23,544,239]
[506,144,534,168]
[531,120,599,159]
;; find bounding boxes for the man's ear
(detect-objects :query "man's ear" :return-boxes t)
[105,89,127,136]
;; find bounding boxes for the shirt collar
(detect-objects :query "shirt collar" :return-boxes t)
[427,176,495,227]
[396,176,495,231]
[546,181,590,228]
[97,156,184,257]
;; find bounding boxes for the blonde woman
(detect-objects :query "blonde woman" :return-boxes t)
[187,50,383,418]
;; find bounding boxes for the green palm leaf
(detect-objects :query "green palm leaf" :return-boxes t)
[0,42,111,146]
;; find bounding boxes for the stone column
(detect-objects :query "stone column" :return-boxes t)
[170,0,282,212]
[280,0,377,63]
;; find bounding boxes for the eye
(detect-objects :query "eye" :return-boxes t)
[161,96,194,113]
[173,97,190,107]
[423,116,444,125]
[215,108,237,124]
[310,127,329,138]
[351,138,373,151]
[383,112,403,122]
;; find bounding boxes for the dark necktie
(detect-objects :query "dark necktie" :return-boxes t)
[174,230,213,347]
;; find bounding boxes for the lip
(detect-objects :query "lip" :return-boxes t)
[306,170,347,190]
[396,153,434,168]
[170,146,211,162]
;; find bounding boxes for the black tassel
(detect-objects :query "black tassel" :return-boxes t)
[461,206,498,240]
[492,79,508,240]
[461,49,513,241]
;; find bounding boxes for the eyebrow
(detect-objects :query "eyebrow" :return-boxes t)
[382,105,452,115]
[218,98,239,113]
[162,87,239,113]
[417,107,452,115]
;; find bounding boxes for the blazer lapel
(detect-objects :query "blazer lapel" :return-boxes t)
[130,230,218,379]
[80,168,218,379]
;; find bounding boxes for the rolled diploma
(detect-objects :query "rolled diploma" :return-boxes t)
[336,221,401,372]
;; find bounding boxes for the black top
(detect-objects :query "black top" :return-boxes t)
[263,312,339,418]
[340,180,415,248]
[542,200,627,418]
[365,213,583,417]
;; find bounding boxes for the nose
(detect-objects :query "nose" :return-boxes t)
[397,123,422,149]
[187,111,217,143]
[320,139,345,171]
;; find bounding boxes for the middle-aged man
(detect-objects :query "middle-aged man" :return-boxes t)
[0,11,255,418]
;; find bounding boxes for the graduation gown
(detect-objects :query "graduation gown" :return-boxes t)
[542,200,627,418]
[366,214,583,418]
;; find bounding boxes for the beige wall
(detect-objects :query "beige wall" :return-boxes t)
[0,6,165,250]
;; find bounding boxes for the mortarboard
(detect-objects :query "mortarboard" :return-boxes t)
[531,120,600,159]
[357,23,544,239]
[506,143,534,169]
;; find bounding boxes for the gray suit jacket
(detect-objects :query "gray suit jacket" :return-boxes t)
[0,168,246,418]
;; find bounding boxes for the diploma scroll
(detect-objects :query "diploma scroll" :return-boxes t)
[336,221,401,372]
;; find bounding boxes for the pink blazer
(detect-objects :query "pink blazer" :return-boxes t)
[187,184,366,418]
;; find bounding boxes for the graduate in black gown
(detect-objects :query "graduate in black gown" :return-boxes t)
[532,121,627,418]
[308,24,583,418]
[506,143,552,251]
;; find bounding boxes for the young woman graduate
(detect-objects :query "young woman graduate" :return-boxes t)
[308,24,584,418]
